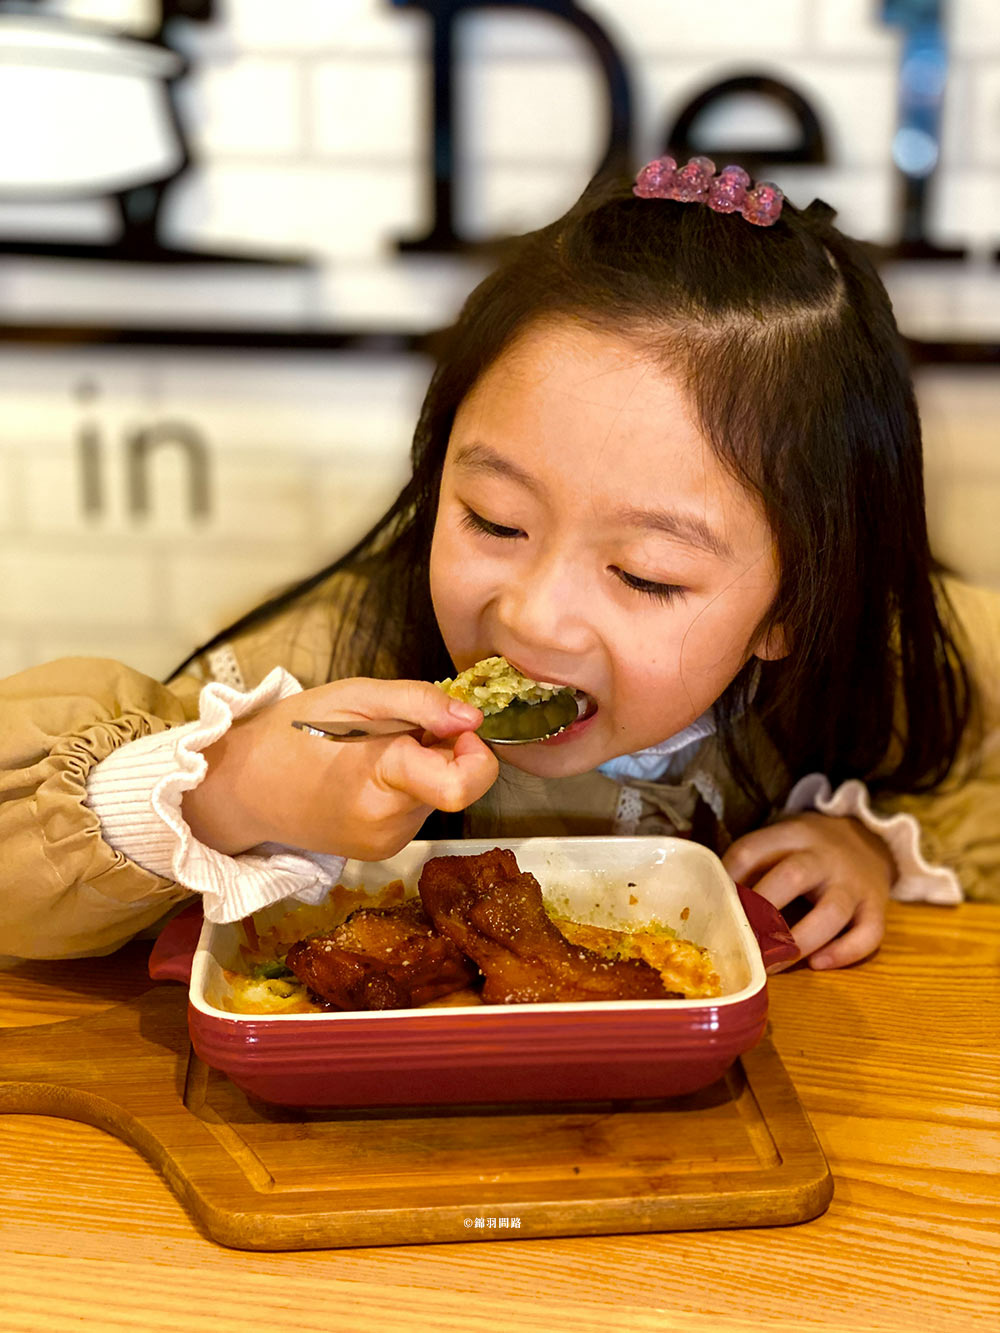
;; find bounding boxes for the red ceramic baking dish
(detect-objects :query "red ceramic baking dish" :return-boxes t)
[149,836,797,1109]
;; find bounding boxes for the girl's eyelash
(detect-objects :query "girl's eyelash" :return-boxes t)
[612,568,686,603]
[460,510,682,603]
[460,506,523,540]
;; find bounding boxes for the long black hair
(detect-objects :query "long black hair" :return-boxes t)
[173,174,974,801]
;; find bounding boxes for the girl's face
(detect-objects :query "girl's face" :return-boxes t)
[429,319,784,778]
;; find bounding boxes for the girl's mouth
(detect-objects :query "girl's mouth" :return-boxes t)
[482,655,598,744]
[535,689,598,745]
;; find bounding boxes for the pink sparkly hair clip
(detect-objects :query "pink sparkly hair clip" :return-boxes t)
[633,155,784,227]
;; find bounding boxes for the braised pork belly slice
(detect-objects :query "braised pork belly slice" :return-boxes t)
[284,898,479,1011]
[418,848,681,1004]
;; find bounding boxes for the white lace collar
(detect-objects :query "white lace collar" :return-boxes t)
[598,710,717,783]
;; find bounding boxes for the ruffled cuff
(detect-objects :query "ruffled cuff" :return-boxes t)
[84,667,346,923]
[783,774,962,905]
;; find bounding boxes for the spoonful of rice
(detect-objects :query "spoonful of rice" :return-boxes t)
[436,656,585,743]
[292,656,587,746]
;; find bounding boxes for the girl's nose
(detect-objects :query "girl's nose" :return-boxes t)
[495,550,594,658]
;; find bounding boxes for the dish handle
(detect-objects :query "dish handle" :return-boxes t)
[148,902,204,985]
[735,884,800,972]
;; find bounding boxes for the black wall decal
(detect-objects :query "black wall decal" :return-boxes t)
[126,422,212,519]
[75,379,213,522]
[665,75,827,174]
[392,0,632,252]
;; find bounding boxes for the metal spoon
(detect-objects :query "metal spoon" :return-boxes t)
[292,692,585,747]
[291,717,424,742]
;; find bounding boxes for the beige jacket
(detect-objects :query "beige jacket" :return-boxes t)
[2,573,998,960]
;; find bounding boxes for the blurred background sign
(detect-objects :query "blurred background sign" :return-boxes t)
[0,0,998,680]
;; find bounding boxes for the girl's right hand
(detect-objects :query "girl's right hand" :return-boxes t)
[181,678,499,862]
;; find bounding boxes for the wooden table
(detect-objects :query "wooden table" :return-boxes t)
[1,902,997,1333]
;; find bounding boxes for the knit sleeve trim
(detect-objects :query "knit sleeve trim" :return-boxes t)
[783,774,962,905]
[84,667,345,923]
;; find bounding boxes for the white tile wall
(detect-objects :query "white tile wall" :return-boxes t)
[460,8,603,62]
[584,0,811,55]
[953,0,1000,54]
[0,543,157,629]
[968,63,1000,168]
[1,0,999,681]
[165,162,428,261]
[460,59,606,164]
[811,0,900,57]
[0,345,428,677]
[220,0,421,54]
[177,58,306,159]
[311,59,425,159]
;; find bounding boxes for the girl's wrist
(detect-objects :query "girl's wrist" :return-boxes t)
[180,719,271,855]
[845,815,896,886]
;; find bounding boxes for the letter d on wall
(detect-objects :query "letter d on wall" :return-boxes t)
[390,0,633,252]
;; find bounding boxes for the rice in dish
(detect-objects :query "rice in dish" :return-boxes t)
[553,919,721,1000]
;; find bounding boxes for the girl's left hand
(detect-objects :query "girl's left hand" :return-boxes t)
[722,812,894,970]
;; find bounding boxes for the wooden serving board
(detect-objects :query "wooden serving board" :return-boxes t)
[0,985,832,1250]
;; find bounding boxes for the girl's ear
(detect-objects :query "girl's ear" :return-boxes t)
[754,621,789,662]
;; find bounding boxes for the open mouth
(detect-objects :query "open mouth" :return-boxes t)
[507,664,598,720]
[532,687,597,743]
[446,655,599,743]
[483,679,597,744]
[522,684,598,745]
[572,689,598,722]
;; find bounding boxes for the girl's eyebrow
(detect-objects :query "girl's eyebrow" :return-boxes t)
[614,505,734,560]
[455,442,732,560]
[453,442,540,493]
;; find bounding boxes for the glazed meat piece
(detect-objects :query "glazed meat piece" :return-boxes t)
[284,898,478,1011]
[418,848,680,1004]
[284,946,408,1011]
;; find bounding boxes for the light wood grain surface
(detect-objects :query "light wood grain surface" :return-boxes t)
[1,903,998,1333]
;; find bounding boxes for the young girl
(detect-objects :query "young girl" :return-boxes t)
[3,158,997,964]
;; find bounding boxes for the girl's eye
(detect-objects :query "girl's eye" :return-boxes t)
[460,506,524,540]
[612,567,686,604]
